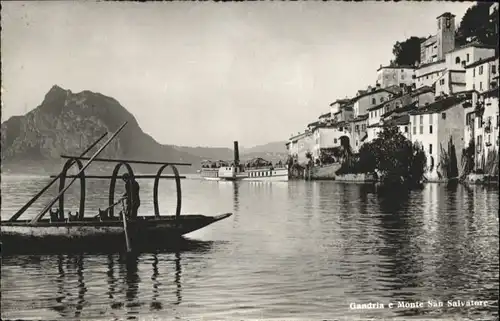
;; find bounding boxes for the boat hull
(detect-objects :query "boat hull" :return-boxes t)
[0,213,231,254]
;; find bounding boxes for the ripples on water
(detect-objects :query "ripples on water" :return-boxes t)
[1,175,499,320]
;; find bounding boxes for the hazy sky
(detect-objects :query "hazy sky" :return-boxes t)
[1,1,473,148]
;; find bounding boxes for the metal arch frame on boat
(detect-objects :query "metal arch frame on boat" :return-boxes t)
[59,157,86,220]
[8,122,192,224]
[55,157,188,221]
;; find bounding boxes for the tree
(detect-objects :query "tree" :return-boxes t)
[456,3,498,48]
[342,126,427,187]
[391,36,425,66]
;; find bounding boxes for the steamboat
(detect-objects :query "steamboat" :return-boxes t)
[200,141,288,182]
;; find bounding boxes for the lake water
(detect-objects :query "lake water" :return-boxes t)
[1,174,499,320]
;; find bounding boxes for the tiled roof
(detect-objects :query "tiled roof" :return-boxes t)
[368,114,410,128]
[307,121,320,127]
[329,98,351,106]
[319,112,331,119]
[464,55,499,69]
[384,85,403,95]
[377,64,415,71]
[411,86,434,96]
[350,114,369,122]
[382,101,418,118]
[417,59,445,69]
[386,114,410,126]
[350,88,396,103]
[311,122,347,131]
[410,96,467,115]
[451,42,496,54]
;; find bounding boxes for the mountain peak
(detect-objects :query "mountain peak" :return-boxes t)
[1,86,206,172]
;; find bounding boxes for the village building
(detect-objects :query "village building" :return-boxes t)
[349,115,368,153]
[411,85,435,107]
[366,90,413,142]
[416,43,496,90]
[310,122,350,161]
[287,130,314,165]
[463,87,499,172]
[465,55,499,93]
[330,98,351,116]
[351,84,401,118]
[376,65,415,88]
[434,70,466,97]
[420,13,456,65]
[415,10,496,90]
[409,96,469,180]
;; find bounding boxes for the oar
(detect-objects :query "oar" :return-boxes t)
[9,132,108,222]
[30,122,128,224]
[120,198,132,253]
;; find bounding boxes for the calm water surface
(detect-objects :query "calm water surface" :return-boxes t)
[1,174,499,320]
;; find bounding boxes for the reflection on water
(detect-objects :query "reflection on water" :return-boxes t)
[1,177,499,320]
[2,242,197,321]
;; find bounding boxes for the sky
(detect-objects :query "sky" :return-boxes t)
[1,1,473,148]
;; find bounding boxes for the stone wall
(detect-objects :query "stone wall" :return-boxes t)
[335,173,377,182]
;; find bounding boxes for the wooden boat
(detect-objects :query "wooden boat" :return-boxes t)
[0,122,232,254]
[200,141,289,182]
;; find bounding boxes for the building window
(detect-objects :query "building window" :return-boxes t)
[426,75,429,79]
[473,83,476,90]
[480,82,483,91]
[466,53,470,62]
[493,65,497,74]
[381,97,385,102]
[478,115,483,128]
[497,114,499,128]
[477,135,482,152]
[372,98,376,105]
[404,126,408,133]
[466,113,474,126]
[440,78,445,85]
[429,125,433,134]
[479,66,484,75]
[420,115,424,124]
[334,138,337,144]
[413,126,416,135]
[455,57,461,64]
[420,124,423,134]
[356,140,358,146]
[442,112,446,120]
[429,144,433,154]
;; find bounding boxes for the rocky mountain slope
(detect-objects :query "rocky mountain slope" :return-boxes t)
[1,85,206,173]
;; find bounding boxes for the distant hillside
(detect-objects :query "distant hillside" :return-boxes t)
[241,141,288,154]
[0,85,207,173]
[171,145,233,161]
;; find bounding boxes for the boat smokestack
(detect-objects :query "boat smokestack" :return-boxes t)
[233,141,240,166]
